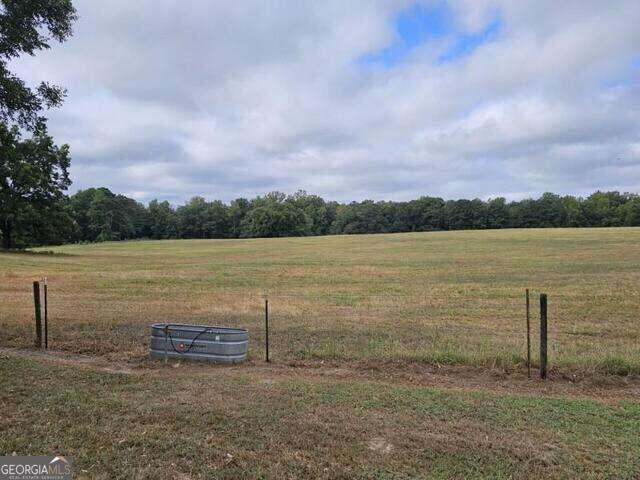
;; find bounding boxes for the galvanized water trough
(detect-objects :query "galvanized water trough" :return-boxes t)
[149,323,248,364]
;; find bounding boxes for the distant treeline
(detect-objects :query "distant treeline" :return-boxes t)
[9,188,640,247]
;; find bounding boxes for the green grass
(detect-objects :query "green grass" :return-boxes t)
[2,229,640,476]
[1,228,640,373]
[0,355,638,479]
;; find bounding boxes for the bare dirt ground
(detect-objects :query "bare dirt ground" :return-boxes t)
[3,347,638,403]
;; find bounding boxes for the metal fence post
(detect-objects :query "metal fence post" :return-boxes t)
[43,277,48,350]
[526,288,531,378]
[265,298,270,363]
[540,293,548,380]
[33,281,42,349]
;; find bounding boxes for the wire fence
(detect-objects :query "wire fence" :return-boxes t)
[3,275,640,376]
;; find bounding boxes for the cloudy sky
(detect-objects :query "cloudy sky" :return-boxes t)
[10,0,640,203]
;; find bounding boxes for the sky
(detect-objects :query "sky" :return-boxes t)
[10,0,640,204]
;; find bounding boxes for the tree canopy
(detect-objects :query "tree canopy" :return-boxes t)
[0,0,77,249]
[8,188,640,248]
[0,121,70,248]
[0,0,77,127]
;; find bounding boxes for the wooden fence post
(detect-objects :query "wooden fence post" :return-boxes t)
[540,293,548,379]
[33,281,42,349]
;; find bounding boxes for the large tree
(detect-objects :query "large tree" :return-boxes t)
[0,121,70,248]
[177,197,231,239]
[0,0,77,249]
[147,199,178,239]
[241,192,310,238]
[0,0,77,127]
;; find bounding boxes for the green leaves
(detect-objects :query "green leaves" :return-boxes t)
[0,121,71,248]
[0,0,77,128]
[0,1,77,248]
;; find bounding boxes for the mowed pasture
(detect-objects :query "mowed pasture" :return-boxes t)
[2,228,640,479]
[2,227,640,373]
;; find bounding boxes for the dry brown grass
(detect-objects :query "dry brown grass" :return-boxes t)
[1,349,639,479]
[3,229,640,478]
[1,227,640,373]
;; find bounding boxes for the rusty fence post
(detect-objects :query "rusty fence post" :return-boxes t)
[526,288,531,378]
[265,298,270,363]
[43,277,48,350]
[540,293,548,380]
[33,281,42,349]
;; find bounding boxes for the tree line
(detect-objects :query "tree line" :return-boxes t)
[2,3,640,249]
[6,188,640,247]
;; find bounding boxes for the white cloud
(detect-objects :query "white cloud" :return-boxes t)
[8,0,640,203]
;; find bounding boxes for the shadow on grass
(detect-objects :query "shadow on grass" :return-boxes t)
[0,248,73,257]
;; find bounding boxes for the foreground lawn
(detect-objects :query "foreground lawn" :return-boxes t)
[1,354,638,479]
[1,228,639,373]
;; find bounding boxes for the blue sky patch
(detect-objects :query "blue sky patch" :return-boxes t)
[601,55,640,88]
[438,17,501,63]
[360,1,500,66]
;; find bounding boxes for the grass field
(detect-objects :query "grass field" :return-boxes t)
[1,228,640,478]
[2,227,640,372]
[1,352,639,479]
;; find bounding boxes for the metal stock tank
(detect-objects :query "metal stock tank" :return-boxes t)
[150,323,248,364]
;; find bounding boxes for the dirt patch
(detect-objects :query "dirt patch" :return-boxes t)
[0,348,140,376]
[102,366,134,375]
[2,347,639,402]
[367,437,394,454]
[272,358,640,403]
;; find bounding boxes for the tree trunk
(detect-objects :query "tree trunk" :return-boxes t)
[1,218,13,250]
